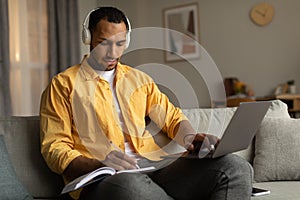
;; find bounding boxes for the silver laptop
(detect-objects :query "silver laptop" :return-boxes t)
[162,101,272,159]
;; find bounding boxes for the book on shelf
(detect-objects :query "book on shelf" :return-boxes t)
[61,166,156,194]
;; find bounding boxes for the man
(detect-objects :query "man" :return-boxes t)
[40,7,252,200]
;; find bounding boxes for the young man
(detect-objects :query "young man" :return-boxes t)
[40,7,252,200]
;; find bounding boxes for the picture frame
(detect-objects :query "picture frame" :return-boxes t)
[163,3,200,62]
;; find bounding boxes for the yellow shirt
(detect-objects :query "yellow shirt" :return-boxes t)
[40,55,187,175]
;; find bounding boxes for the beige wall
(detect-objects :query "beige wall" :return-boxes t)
[79,0,300,108]
[78,0,97,56]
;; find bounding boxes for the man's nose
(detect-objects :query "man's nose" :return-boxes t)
[107,44,120,58]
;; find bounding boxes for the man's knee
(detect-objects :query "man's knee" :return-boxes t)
[208,154,252,199]
[221,154,253,177]
[217,154,253,190]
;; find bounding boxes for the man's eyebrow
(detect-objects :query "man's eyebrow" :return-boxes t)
[98,37,127,43]
[98,37,108,41]
[117,39,127,43]
[98,37,126,41]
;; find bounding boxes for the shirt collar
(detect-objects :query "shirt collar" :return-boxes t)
[80,55,99,81]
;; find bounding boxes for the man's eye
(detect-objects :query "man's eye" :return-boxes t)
[117,41,126,47]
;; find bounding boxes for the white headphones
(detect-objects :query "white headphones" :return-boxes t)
[82,7,131,49]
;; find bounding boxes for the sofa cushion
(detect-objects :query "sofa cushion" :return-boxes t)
[254,118,300,182]
[0,135,33,199]
[182,107,236,137]
[264,99,291,118]
[0,116,64,198]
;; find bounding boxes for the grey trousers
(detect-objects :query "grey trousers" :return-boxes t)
[79,154,253,200]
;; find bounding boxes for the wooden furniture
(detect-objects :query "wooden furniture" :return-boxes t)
[257,94,300,117]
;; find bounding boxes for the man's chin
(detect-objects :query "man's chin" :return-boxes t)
[90,62,116,71]
[103,59,119,70]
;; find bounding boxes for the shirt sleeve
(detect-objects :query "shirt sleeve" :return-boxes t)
[146,81,188,139]
[40,77,82,174]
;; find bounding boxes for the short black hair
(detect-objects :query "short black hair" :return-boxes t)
[88,7,129,32]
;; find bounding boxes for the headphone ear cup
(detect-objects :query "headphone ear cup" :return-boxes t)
[125,16,131,49]
[82,27,91,45]
[125,32,130,49]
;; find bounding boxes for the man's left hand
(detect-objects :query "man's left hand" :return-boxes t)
[184,133,220,154]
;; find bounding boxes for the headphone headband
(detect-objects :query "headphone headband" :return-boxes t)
[81,7,131,48]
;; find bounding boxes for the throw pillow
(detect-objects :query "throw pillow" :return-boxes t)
[253,118,300,182]
[0,135,33,199]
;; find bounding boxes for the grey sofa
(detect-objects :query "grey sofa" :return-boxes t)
[0,116,67,199]
[0,100,299,199]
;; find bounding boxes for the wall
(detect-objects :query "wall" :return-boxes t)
[79,0,300,108]
[78,0,97,56]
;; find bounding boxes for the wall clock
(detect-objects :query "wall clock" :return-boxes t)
[250,2,274,26]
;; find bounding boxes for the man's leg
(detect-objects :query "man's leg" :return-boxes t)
[79,173,173,200]
[149,154,253,200]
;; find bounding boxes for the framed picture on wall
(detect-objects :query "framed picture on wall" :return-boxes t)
[163,3,200,62]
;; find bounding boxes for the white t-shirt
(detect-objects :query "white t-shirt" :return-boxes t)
[96,69,138,158]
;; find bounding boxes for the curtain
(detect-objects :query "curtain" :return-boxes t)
[48,0,81,78]
[0,0,11,116]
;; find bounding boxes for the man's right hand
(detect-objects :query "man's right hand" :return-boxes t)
[102,150,138,171]
[63,151,138,182]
